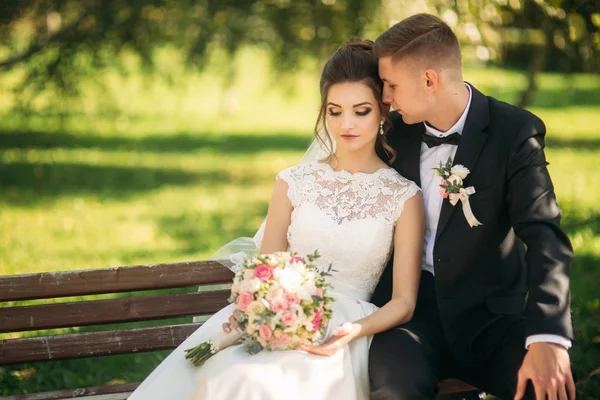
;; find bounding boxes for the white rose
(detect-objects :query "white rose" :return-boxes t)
[447,174,463,186]
[450,164,469,179]
[272,268,282,281]
[304,318,314,332]
[279,269,303,292]
[302,280,318,297]
[297,286,312,301]
[239,278,262,293]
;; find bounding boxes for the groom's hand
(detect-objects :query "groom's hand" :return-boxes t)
[515,342,575,400]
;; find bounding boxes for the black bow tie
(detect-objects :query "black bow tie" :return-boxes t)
[422,132,461,148]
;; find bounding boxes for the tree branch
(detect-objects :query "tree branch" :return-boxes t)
[0,11,89,71]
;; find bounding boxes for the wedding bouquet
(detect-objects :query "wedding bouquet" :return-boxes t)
[185,251,334,367]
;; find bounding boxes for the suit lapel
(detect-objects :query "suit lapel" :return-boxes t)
[435,84,490,242]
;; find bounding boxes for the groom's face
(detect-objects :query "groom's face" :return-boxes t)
[379,56,431,125]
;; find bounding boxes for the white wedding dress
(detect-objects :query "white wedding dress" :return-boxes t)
[129,161,420,400]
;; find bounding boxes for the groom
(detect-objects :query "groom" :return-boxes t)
[369,14,575,400]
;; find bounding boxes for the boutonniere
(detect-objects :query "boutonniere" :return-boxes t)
[433,157,482,227]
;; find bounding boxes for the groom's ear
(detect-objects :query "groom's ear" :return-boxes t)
[424,69,439,90]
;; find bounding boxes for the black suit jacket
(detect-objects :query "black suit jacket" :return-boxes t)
[371,84,575,366]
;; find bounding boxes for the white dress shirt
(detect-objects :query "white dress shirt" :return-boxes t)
[419,84,571,350]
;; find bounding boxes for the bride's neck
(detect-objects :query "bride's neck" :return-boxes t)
[328,148,383,174]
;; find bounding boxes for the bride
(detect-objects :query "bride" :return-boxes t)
[128,38,424,400]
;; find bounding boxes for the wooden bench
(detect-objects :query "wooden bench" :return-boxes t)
[0,261,479,399]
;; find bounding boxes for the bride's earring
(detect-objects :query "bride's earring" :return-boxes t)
[379,120,385,136]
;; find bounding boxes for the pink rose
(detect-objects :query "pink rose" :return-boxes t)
[283,292,300,305]
[259,324,273,341]
[271,298,288,313]
[314,288,323,297]
[291,255,305,263]
[281,311,297,326]
[254,264,274,281]
[236,292,254,312]
[270,333,290,346]
[447,174,463,186]
[439,179,449,199]
[312,309,323,332]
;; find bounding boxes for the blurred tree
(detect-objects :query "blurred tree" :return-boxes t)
[0,0,597,109]
[0,0,379,109]
[494,0,600,107]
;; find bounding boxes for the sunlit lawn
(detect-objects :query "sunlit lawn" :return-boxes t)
[0,50,598,397]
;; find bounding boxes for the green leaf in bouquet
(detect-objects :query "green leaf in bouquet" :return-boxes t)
[318,264,337,278]
[311,295,323,307]
[306,250,321,263]
[245,339,263,355]
[433,167,447,177]
[445,157,453,169]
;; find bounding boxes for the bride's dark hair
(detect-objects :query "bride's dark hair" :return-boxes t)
[315,38,396,164]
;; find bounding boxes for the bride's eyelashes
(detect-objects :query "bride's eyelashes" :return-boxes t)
[327,108,372,117]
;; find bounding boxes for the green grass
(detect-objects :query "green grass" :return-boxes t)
[0,49,599,397]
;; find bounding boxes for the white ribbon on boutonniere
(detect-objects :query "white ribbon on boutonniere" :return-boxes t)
[433,157,482,228]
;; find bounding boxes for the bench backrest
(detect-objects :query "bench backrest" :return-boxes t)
[0,261,234,365]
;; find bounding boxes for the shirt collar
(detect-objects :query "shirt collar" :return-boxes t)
[424,83,472,137]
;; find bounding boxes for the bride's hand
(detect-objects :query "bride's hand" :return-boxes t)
[222,309,243,334]
[298,322,361,357]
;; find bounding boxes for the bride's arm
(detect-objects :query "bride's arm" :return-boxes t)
[224,177,293,334]
[352,192,424,338]
[259,178,293,254]
[300,193,424,355]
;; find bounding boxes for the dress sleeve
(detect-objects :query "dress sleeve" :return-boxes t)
[276,166,298,207]
[392,180,422,223]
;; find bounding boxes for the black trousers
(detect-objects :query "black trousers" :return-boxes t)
[368,272,574,400]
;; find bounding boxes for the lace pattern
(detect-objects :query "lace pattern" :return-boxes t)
[276,162,420,300]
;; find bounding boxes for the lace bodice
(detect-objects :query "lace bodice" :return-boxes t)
[275,161,420,301]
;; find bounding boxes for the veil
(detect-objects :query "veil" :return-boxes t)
[208,130,335,273]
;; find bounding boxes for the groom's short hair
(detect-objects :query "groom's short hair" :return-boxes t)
[374,13,461,69]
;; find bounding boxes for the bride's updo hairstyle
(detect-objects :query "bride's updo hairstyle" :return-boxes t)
[315,38,396,164]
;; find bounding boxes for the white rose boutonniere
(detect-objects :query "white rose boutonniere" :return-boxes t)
[433,157,482,228]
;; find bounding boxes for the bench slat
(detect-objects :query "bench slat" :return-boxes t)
[0,323,200,364]
[438,378,478,394]
[0,261,234,302]
[0,383,139,400]
[0,291,229,333]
